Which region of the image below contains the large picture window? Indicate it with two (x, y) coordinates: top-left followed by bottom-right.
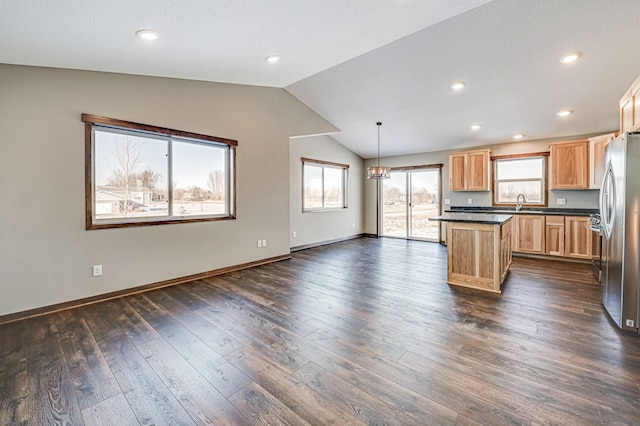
(302, 158), (348, 211)
(493, 154), (547, 207)
(83, 114), (236, 229)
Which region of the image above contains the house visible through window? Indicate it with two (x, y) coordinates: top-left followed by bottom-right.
(83, 114), (236, 229)
(302, 158), (348, 211)
(493, 154), (547, 206)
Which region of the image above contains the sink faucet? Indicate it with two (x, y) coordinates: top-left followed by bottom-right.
(516, 193), (526, 211)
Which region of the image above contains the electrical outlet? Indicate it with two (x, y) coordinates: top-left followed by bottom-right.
(262, 239), (267, 247)
(626, 319), (635, 327)
(557, 198), (566, 205)
(444, 199), (451, 205)
(92, 265), (102, 277)
(467, 198), (473, 205)
(257, 240), (262, 248)
(292, 231), (296, 237)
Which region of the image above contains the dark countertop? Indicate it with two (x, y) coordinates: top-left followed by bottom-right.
(446, 206), (598, 217)
(430, 213), (513, 225)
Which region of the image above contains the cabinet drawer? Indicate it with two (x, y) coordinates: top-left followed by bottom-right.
(546, 216), (564, 226)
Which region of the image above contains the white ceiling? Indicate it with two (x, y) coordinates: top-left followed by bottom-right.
(3, 0), (640, 158)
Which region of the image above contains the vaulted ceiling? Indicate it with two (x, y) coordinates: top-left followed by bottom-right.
(3, 0), (640, 158)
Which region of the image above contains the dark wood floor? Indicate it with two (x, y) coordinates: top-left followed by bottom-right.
(2, 237), (640, 425)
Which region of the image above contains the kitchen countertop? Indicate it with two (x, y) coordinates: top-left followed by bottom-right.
(446, 206), (598, 217)
(430, 213), (513, 225)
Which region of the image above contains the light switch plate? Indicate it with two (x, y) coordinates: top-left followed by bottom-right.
(92, 265), (102, 277)
(557, 198), (566, 205)
(467, 198), (473, 205)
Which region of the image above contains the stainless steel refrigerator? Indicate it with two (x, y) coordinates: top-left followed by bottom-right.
(600, 132), (640, 332)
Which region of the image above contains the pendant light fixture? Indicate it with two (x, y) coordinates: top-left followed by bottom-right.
(367, 122), (391, 179)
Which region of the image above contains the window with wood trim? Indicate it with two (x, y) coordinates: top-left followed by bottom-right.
(493, 154), (547, 207)
(302, 158), (348, 211)
(83, 114), (236, 229)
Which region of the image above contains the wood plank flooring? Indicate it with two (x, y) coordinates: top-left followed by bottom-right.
(2, 237), (640, 425)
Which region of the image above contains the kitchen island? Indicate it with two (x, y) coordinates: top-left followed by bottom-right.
(430, 213), (513, 293)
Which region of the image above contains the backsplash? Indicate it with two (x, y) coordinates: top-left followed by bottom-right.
(445, 189), (599, 210)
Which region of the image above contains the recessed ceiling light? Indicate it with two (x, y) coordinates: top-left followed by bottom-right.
(513, 134), (525, 139)
(136, 29), (160, 40)
(556, 109), (573, 117)
(451, 81), (465, 91)
(560, 52), (581, 64)
(470, 124), (482, 130)
(265, 55), (280, 64)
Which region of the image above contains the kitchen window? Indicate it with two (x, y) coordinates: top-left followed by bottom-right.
(302, 158), (348, 211)
(83, 114), (236, 229)
(493, 153), (548, 207)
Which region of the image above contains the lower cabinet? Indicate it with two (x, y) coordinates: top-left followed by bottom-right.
(545, 216), (565, 256)
(564, 216), (593, 259)
(513, 215), (546, 254)
(500, 220), (513, 284)
(543, 215), (593, 259)
(446, 220), (512, 293)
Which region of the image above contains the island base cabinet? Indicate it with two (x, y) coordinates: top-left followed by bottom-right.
(446, 221), (512, 293)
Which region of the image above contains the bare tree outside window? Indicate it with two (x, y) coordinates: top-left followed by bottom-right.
(108, 135), (142, 216)
(207, 170), (225, 201)
(139, 167), (163, 196)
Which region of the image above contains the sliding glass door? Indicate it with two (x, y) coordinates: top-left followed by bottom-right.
(382, 168), (441, 241)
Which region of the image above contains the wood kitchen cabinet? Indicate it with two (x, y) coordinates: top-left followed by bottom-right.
(564, 216), (592, 260)
(549, 140), (589, 190)
(508, 213), (598, 260)
(449, 149), (490, 191)
(544, 215), (593, 259)
(588, 132), (616, 189)
(620, 74), (640, 133)
(545, 216), (565, 256)
(437, 215), (512, 293)
(513, 215), (545, 254)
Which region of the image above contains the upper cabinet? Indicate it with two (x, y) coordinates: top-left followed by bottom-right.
(449, 149), (490, 191)
(588, 132), (616, 189)
(549, 140), (589, 190)
(620, 74), (640, 133)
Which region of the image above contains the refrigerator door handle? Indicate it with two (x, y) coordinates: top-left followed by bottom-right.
(600, 162), (615, 240)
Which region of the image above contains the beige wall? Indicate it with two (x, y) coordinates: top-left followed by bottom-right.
(364, 135), (607, 235)
(290, 135), (364, 248)
(0, 64), (337, 316)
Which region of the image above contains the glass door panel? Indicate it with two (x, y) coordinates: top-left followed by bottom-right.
(382, 172), (407, 237)
(409, 170), (440, 240)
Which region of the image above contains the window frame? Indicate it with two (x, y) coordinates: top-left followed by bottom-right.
(491, 152), (548, 208)
(301, 157), (349, 212)
(83, 114), (237, 230)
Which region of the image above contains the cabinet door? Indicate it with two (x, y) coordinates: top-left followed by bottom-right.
(621, 95), (633, 133)
(564, 216), (592, 259)
(545, 215), (565, 256)
(633, 85), (640, 131)
(467, 150), (490, 191)
(550, 140), (589, 190)
(620, 74), (640, 133)
(515, 215), (545, 254)
(500, 221), (512, 280)
(589, 134), (615, 189)
(449, 153), (467, 191)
